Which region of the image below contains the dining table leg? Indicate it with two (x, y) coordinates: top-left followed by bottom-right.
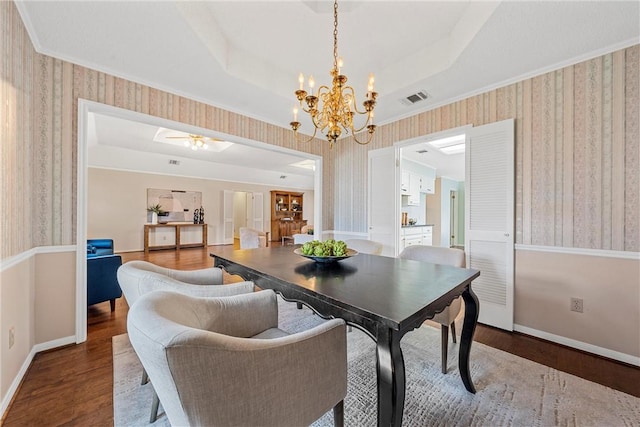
(459, 284), (480, 393)
(375, 327), (405, 427)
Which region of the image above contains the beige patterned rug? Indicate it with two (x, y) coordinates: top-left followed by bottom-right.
(114, 299), (639, 426)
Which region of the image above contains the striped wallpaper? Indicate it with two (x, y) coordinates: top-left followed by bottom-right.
(1, 0), (639, 259)
(336, 45), (639, 252)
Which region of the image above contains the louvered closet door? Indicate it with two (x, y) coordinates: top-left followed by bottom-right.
(465, 119), (514, 331)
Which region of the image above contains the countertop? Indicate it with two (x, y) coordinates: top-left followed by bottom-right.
(401, 224), (434, 228)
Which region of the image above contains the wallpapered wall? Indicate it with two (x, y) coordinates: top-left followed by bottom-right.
(334, 46), (639, 252)
(2, 0), (639, 259)
(0, 1), (328, 259)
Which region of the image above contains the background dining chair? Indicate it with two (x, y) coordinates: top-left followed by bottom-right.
(239, 227), (268, 249)
(117, 260), (255, 422)
(344, 238), (384, 255)
(128, 289), (347, 427)
(398, 245), (466, 374)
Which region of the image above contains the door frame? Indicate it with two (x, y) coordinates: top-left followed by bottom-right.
(394, 125), (472, 254)
(75, 99), (323, 343)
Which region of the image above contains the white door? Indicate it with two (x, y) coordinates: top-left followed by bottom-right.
(251, 192), (264, 231)
(465, 118), (515, 331)
(223, 190), (234, 245)
(368, 147), (399, 257)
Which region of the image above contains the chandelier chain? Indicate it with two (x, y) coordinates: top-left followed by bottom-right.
(333, 0), (339, 70)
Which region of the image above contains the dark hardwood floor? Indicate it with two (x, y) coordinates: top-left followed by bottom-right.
(2, 244), (639, 425)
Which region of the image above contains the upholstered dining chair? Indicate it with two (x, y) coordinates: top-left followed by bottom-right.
(344, 238), (384, 255)
(398, 245), (466, 374)
(239, 227), (268, 249)
(128, 289), (347, 427)
(117, 260), (255, 422)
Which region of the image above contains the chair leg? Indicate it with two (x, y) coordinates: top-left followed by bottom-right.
(450, 321), (457, 343)
(141, 368), (149, 385)
(110, 298), (116, 312)
(441, 324), (449, 374)
(296, 302), (303, 310)
(150, 387), (160, 423)
(333, 400), (344, 427)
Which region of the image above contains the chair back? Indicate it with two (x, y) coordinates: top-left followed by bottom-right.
(116, 261), (249, 307)
(239, 227), (266, 249)
(398, 245), (465, 267)
(344, 238), (384, 255)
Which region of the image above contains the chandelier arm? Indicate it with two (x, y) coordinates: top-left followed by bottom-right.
(341, 86), (371, 115)
(351, 117), (373, 134)
(352, 129), (375, 145)
(292, 126), (319, 144)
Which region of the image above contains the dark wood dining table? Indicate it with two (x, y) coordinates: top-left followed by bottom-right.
(210, 245), (480, 427)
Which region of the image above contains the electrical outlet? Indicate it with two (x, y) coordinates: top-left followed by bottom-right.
(9, 327), (15, 349)
(570, 297), (583, 313)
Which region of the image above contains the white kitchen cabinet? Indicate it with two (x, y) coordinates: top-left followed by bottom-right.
(399, 226), (432, 251)
(419, 175), (435, 194)
(401, 172), (409, 194)
(407, 173), (421, 205)
(421, 226), (433, 246)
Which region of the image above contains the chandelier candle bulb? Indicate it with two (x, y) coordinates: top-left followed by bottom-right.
(293, 107), (298, 122)
(308, 75), (315, 90)
(298, 73), (304, 90)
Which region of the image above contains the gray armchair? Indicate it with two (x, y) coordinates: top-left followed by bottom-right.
(128, 289), (347, 427)
(398, 245), (466, 373)
(117, 260), (255, 422)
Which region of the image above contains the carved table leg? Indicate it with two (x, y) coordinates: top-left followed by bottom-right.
(459, 285), (479, 393)
(376, 328), (405, 427)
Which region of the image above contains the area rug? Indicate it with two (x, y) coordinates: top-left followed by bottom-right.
(114, 298), (640, 426)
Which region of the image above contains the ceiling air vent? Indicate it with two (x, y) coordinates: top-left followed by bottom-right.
(399, 90), (429, 106)
(168, 159), (180, 165)
(416, 149), (429, 154)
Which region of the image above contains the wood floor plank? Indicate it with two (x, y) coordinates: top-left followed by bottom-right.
(1, 244), (638, 425)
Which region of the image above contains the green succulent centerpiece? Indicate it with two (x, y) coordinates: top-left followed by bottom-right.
(301, 239), (348, 257)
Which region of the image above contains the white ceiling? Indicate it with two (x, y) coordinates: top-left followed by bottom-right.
(17, 1), (639, 181)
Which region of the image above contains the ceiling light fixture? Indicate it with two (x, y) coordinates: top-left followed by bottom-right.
(182, 135), (209, 151)
(290, 0), (377, 148)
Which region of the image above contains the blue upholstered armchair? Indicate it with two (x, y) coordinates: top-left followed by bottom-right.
(87, 239), (115, 257)
(87, 239), (122, 311)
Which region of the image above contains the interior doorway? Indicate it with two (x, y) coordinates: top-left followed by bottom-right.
(76, 99), (323, 344)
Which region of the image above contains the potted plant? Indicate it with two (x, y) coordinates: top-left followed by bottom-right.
(147, 204), (164, 224)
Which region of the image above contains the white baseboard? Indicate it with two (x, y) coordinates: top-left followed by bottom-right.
(514, 324), (640, 367)
(0, 335), (76, 420)
(0, 347), (35, 419)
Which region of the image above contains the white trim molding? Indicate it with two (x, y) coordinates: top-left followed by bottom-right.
(1, 245), (77, 272)
(514, 324), (640, 367)
(515, 244), (640, 260)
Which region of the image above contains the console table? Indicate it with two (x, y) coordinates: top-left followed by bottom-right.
(144, 223), (207, 254)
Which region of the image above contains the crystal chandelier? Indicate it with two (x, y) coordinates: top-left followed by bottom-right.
(290, 0), (377, 148)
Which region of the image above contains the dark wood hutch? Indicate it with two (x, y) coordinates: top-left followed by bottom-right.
(270, 190), (307, 242)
